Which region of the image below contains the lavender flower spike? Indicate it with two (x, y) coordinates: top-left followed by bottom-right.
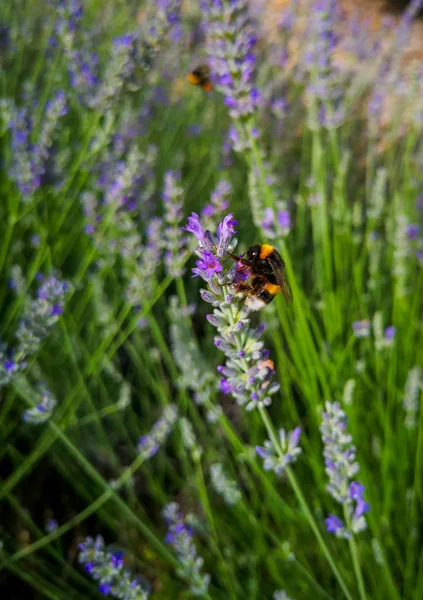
(22, 390), (57, 425)
(209, 463), (241, 505)
(162, 171), (189, 277)
(78, 535), (150, 599)
(320, 402), (369, 538)
(202, 0), (260, 150)
(163, 502), (210, 595)
(184, 211), (280, 411)
(137, 405), (178, 458)
(256, 427), (302, 474)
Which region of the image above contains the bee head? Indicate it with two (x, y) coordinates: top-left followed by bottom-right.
(246, 245), (261, 262)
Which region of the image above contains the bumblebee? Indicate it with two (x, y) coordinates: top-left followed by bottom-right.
(187, 65), (212, 91)
(229, 244), (293, 310)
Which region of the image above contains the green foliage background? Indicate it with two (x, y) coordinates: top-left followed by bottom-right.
(0, 0), (423, 599)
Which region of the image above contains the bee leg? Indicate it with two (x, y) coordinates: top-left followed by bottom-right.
(231, 282), (254, 294)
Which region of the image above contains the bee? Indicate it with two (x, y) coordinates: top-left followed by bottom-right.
(187, 65), (212, 91)
(229, 244), (293, 310)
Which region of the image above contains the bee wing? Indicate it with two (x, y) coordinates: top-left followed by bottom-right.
(269, 251), (293, 306)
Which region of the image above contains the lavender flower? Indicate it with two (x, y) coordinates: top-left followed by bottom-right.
(407, 224), (420, 241)
(256, 427), (302, 474)
(352, 319), (371, 339)
(168, 296), (218, 416)
(209, 463), (241, 505)
(384, 326), (396, 342)
(201, 0), (259, 151)
(201, 180), (232, 230)
(51, 0), (83, 51)
(163, 171), (189, 277)
(185, 212), (282, 411)
(342, 379), (356, 407)
(184, 212), (207, 243)
(0, 275), (68, 389)
(22, 390), (57, 425)
(45, 519), (59, 533)
(94, 34), (137, 110)
(16, 276), (69, 357)
(9, 93), (68, 198)
(162, 502), (210, 595)
(393, 214), (411, 297)
(321, 402), (369, 538)
(302, 0), (345, 130)
(0, 349), (24, 387)
(78, 536), (150, 599)
(179, 417), (203, 461)
(260, 207), (292, 239)
(137, 405), (178, 458)
(126, 217), (164, 307)
(9, 105), (40, 197)
(38, 91), (68, 164)
(134, 0), (182, 74)
(194, 251), (223, 279)
(403, 367), (422, 429)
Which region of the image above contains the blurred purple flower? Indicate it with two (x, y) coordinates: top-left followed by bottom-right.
(201, 0), (260, 149)
(321, 402), (369, 538)
(407, 224), (420, 240)
(352, 319), (371, 338)
(385, 326), (396, 341)
(162, 502), (210, 595)
(256, 427), (302, 474)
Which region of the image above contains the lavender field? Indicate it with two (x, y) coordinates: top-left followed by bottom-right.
(1, 0), (423, 598)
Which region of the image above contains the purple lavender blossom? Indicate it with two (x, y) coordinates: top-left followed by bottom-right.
(126, 216), (164, 307)
(45, 519), (59, 533)
(38, 91), (68, 163)
(325, 514), (347, 537)
(9, 92), (67, 197)
(22, 390), (57, 425)
(256, 427), (302, 474)
(201, 0), (260, 150)
(137, 405), (178, 458)
(162, 171), (189, 277)
(0, 275), (70, 378)
(185, 212), (280, 411)
(406, 224), (420, 240)
(352, 319), (371, 338)
(78, 536), (150, 599)
(216, 214), (238, 257)
(162, 502), (210, 595)
(320, 402), (369, 538)
(277, 210), (291, 231)
(9, 106), (41, 196)
(259, 207), (292, 239)
(201, 180), (231, 227)
(184, 212), (207, 242)
(0, 354), (23, 387)
(189, 213), (237, 281)
(384, 326), (396, 341)
(68, 50), (99, 102)
(302, 0), (345, 129)
(134, 0), (182, 74)
(194, 251), (223, 280)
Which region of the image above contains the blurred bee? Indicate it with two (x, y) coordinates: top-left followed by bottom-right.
(229, 244), (293, 310)
(187, 65), (212, 91)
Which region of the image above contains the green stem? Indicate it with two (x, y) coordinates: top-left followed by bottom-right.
(258, 406), (353, 600)
(343, 504), (367, 600)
